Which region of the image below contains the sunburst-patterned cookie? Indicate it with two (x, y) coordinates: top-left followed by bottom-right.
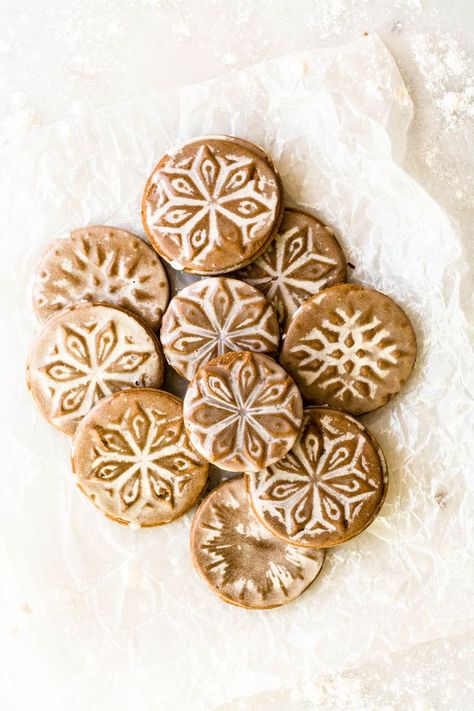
(246, 408), (388, 548)
(33, 226), (169, 329)
(237, 209), (346, 331)
(27, 303), (164, 434)
(190, 477), (325, 609)
(280, 284), (417, 415)
(72, 389), (209, 527)
(141, 136), (283, 274)
(160, 277), (279, 381)
(183, 351), (303, 472)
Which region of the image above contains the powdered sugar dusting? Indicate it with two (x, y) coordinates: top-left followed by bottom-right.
(411, 32), (474, 130)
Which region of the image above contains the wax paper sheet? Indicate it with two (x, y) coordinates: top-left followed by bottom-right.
(0, 35), (473, 711)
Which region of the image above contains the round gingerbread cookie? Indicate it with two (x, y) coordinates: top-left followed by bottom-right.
(27, 303), (164, 435)
(237, 209), (346, 331)
(190, 476), (325, 609)
(280, 284), (417, 415)
(141, 135), (283, 275)
(246, 407), (388, 548)
(33, 226), (169, 329)
(72, 389), (209, 527)
(160, 277), (279, 381)
(183, 351), (303, 472)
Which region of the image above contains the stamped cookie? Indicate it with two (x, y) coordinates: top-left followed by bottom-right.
(238, 209), (346, 331)
(160, 277), (279, 381)
(280, 284), (417, 415)
(246, 408), (388, 548)
(190, 477), (325, 609)
(27, 303), (164, 435)
(33, 226), (169, 329)
(183, 351), (303, 472)
(72, 389), (209, 527)
(141, 135), (283, 274)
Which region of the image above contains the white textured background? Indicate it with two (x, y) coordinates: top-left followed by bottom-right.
(1, 1), (473, 709)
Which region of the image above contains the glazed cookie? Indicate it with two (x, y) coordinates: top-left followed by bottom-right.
(160, 277), (279, 381)
(280, 284), (417, 415)
(238, 209), (346, 331)
(141, 135), (283, 274)
(183, 351), (303, 472)
(246, 408), (388, 548)
(33, 226), (169, 329)
(190, 477), (325, 609)
(27, 303), (164, 435)
(72, 389), (209, 527)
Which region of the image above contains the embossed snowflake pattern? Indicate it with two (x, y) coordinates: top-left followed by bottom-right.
(88, 402), (203, 513)
(147, 143), (278, 263)
(291, 307), (398, 401)
(40, 318), (155, 426)
(161, 278), (279, 380)
(248, 412), (383, 544)
(239, 222), (340, 329)
(34, 230), (168, 328)
(184, 353), (302, 471)
(194, 478), (324, 608)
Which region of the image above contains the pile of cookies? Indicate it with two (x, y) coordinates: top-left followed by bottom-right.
(27, 136), (417, 610)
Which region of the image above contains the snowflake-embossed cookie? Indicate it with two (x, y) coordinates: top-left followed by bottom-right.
(246, 408), (388, 548)
(160, 277), (279, 381)
(280, 284), (417, 415)
(72, 389), (209, 527)
(141, 136), (283, 274)
(183, 351), (303, 472)
(190, 476), (325, 608)
(237, 209), (346, 331)
(27, 303), (164, 435)
(33, 226), (169, 329)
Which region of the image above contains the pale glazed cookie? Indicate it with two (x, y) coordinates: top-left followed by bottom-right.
(33, 226), (169, 329)
(246, 407), (388, 548)
(141, 135), (283, 275)
(160, 277), (279, 381)
(280, 284), (417, 415)
(183, 351), (303, 472)
(72, 389), (209, 527)
(190, 476), (325, 609)
(27, 303), (164, 435)
(237, 209), (346, 331)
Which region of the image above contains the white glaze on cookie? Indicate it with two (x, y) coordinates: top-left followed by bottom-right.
(280, 284), (417, 415)
(72, 389), (209, 527)
(246, 408), (387, 548)
(160, 277), (279, 380)
(142, 137), (282, 274)
(33, 226), (169, 329)
(27, 303), (164, 434)
(183, 351), (302, 472)
(190, 477), (325, 609)
(238, 209), (346, 330)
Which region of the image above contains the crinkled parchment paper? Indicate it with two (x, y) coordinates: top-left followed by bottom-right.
(0, 35), (472, 711)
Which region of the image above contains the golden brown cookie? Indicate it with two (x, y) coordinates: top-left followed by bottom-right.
(72, 389), (209, 527)
(190, 476), (325, 609)
(26, 303), (164, 435)
(183, 351), (303, 472)
(160, 277), (279, 381)
(32, 226), (169, 329)
(246, 407), (388, 548)
(237, 209), (346, 331)
(141, 135), (283, 275)
(280, 284), (417, 415)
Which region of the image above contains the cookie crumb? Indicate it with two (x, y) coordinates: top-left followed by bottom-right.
(434, 490), (449, 509)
